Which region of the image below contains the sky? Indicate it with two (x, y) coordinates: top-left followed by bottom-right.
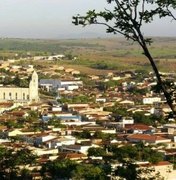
(0, 0), (175, 39)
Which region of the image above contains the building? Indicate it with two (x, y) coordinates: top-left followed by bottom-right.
(143, 97), (161, 105)
(39, 79), (60, 91)
(127, 134), (171, 144)
(0, 71), (39, 103)
(39, 79), (83, 91)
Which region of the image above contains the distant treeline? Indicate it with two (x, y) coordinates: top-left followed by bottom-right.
(91, 62), (118, 70)
(0, 38), (105, 53)
(0, 38), (175, 61)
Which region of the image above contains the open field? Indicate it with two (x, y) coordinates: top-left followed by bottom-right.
(0, 37), (176, 74)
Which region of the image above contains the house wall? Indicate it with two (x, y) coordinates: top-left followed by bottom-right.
(8, 129), (22, 137)
(0, 88), (29, 101)
(67, 85), (79, 90)
(0, 71), (38, 103)
(153, 164), (174, 180)
(155, 139), (171, 144)
(52, 107), (62, 112)
(32, 148), (58, 156)
(60, 81), (83, 87)
(143, 97), (161, 105)
(101, 129), (116, 134)
(35, 135), (56, 145)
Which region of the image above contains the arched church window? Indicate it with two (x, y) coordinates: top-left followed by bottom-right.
(23, 93), (25, 100)
(9, 92), (12, 100)
(3, 93), (5, 99)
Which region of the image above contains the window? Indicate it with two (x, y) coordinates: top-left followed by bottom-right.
(3, 92), (5, 99)
(9, 92), (11, 99)
(16, 93), (18, 100)
(23, 93), (25, 100)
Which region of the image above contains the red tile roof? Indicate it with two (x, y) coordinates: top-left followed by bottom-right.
(58, 152), (87, 160)
(125, 123), (152, 130)
(127, 134), (169, 142)
(140, 161), (171, 167)
(153, 161), (171, 166)
(7, 111), (26, 116)
(0, 102), (13, 107)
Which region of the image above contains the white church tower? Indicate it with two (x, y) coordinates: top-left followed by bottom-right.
(29, 71), (39, 102)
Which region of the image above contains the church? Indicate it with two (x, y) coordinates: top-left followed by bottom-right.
(0, 71), (39, 103)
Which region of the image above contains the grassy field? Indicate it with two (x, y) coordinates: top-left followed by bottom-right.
(0, 37), (176, 74)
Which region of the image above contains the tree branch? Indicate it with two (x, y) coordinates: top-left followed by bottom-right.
(133, 0), (139, 21)
(93, 21), (137, 41)
(139, 0), (145, 27)
(166, 6), (176, 20)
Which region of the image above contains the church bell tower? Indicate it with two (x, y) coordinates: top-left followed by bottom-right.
(29, 71), (39, 102)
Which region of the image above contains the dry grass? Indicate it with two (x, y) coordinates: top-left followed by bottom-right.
(12, 37), (176, 75)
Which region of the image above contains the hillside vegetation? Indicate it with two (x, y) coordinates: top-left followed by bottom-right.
(0, 37), (176, 73)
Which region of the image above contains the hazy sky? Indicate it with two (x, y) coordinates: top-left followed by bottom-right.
(0, 0), (175, 39)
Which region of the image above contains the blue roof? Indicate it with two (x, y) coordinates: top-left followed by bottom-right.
(39, 79), (60, 88)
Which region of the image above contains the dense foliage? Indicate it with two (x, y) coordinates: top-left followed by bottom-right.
(0, 146), (37, 179)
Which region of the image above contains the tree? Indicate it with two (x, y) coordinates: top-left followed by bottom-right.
(13, 75), (20, 86)
(41, 159), (77, 179)
(115, 160), (162, 180)
(111, 145), (139, 162)
(19, 168), (32, 180)
(73, 0), (176, 115)
(47, 116), (66, 128)
(154, 0), (176, 20)
(26, 110), (39, 123)
(109, 143), (164, 163)
(19, 78), (29, 87)
(133, 112), (153, 125)
(133, 112), (166, 125)
(72, 164), (106, 180)
(73, 129), (91, 139)
(104, 105), (131, 121)
(0, 146), (37, 179)
(88, 147), (107, 157)
(93, 131), (115, 140)
(14, 148), (37, 167)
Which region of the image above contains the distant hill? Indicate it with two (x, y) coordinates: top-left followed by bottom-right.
(0, 37), (175, 58)
(0, 37), (175, 73)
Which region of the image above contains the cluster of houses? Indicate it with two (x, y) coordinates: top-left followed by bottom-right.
(33, 54), (66, 61)
(1, 59), (176, 179)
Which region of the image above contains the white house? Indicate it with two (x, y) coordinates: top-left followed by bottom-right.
(34, 134), (57, 146)
(143, 97), (161, 105)
(48, 54), (65, 60)
(59, 80), (83, 90)
(61, 144), (98, 155)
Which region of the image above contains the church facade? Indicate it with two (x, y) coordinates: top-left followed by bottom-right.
(0, 71), (39, 103)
